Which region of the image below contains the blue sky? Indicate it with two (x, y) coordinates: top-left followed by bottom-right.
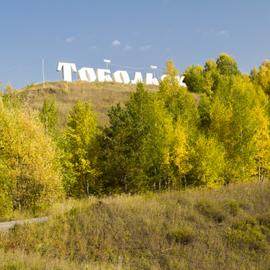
(0, 0), (270, 88)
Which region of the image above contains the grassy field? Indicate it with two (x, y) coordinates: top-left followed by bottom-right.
(16, 81), (158, 127)
(1, 181), (270, 270)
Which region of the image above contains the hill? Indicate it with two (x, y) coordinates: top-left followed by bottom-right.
(1, 181), (270, 269)
(16, 81), (158, 126)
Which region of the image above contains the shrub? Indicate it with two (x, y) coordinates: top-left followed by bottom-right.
(195, 200), (226, 223)
(256, 212), (270, 241)
(167, 225), (196, 245)
(223, 200), (240, 217)
(226, 217), (268, 251)
(256, 212), (270, 228)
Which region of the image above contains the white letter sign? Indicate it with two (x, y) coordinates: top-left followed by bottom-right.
(57, 62), (77, 82)
(57, 62), (186, 87)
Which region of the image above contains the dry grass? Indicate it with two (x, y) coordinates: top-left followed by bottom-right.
(1, 181), (270, 269)
(0, 249), (126, 270)
(16, 81), (158, 127)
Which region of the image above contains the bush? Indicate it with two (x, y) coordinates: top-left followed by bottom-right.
(226, 217), (268, 251)
(256, 212), (270, 241)
(167, 225), (196, 245)
(195, 200), (226, 223)
(223, 200), (240, 217)
(256, 212), (270, 228)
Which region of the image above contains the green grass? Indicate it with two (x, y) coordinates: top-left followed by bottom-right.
(1, 181), (270, 269)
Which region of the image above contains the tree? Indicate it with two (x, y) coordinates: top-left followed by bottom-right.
(0, 161), (13, 217)
(252, 60), (270, 95)
(0, 98), (63, 213)
(39, 97), (59, 136)
(160, 60), (199, 132)
(187, 135), (225, 187)
(159, 60), (180, 97)
(183, 65), (204, 93)
(251, 106), (270, 181)
(202, 60), (220, 95)
(171, 121), (191, 184)
(206, 75), (270, 182)
(198, 94), (212, 130)
(99, 83), (177, 193)
(184, 59), (220, 96)
(216, 53), (239, 76)
(62, 101), (99, 197)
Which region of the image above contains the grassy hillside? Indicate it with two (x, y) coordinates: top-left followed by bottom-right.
(16, 81), (158, 126)
(16, 81), (199, 127)
(1, 181), (270, 270)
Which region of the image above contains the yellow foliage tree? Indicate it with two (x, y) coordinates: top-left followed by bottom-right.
(172, 121), (190, 179)
(256, 60), (270, 95)
(252, 106), (270, 181)
(0, 99), (63, 213)
(188, 135), (225, 187)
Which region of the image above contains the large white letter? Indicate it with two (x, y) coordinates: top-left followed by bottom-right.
(160, 74), (167, 81)
(57, 62), (77, 82)
(97, 69), (113, 82)
(113, 70), (130, 84)
(160, 74), (187, 87)
(131, 72), (144, 84)
(78, 67), (97, 82)
(176, 75), (187, 87)
(146, 73), (159, 85)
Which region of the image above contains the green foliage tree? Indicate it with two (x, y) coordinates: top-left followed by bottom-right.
(62, 101), (99, 197)
(39, 97), (59, 136)
(183, 65), (204, 93)
(202, 60), (220, 95)
(184, 54), (239, 96)
(198, 94), (212, 130)
(252, 60), (270, 95)
(99, 83), (178, 193)
(216, 53), (239, 76)
(160, 60), (199, 132)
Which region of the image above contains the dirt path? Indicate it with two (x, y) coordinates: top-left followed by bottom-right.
(0, 217), (48, 232)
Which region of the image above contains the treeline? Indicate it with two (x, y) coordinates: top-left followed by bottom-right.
(1, 53), (270, 216)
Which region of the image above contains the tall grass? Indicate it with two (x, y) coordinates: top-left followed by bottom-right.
(1, 182), (270, 269)
(0, 249), (126, 270)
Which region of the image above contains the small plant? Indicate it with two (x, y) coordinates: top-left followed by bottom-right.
(256, 212), (270, 228)
(167, 225), (196, 245)
(226, 217), (268, 251)
(224, 200), (239, 217)
(256, 212), (270, 241)
(195, 200), (226, 223)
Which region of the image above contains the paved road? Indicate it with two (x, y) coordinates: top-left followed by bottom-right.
(0, 217), (48, 232)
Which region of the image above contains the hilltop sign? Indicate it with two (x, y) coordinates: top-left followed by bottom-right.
(57, 62), (186, 87)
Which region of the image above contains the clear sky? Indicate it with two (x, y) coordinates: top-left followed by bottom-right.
(0, 0), (270, 88)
